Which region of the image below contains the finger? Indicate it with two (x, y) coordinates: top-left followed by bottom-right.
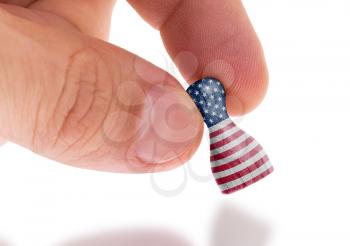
(0, 0), (35, 6)
(128, 0), (268, 115)
(0, 6), (202, 173)
(29, 0), (116, 40)
(0, 0), (116, 40)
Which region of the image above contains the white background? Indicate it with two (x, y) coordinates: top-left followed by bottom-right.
(1, 0), (350, 245)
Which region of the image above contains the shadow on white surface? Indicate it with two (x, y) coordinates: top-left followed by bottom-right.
(0, 239), (11, 246)
(58, 228), (192, 246)
(210, 202), (271, 246)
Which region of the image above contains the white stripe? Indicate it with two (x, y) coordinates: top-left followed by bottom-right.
(213, 149), (267, 179)
(219, 161), (272, 191)
(211, 140), (259, 167)
(209, 118), (232, 133)
(210, 125), (240, 144)
(210, 133), (250, 156)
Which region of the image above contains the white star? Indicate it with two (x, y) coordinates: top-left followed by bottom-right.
(221, 90), (225, 94)
(199, 100), (204, 105)
(218, 97), (222, 101)
(188, 89), (192, 94)
(210, 95), (215, 99)
(219, 114), (223, 118)
(194, 90), (199, 95)
(214, 88), (218, 92)
(205, 86), (210, 91)
(221, 106), (226, 111)
(207, 102), (212, 106)
(214, 104), (219, 109)
(202, 93), (207, 97)
(216, 82), (220, 86)
(209, 119), (214, 123)
(198, 84), (202, 88)
(204, 109), (209, 114)
(212, 112), (217, 116)
(209, 79), (213, 84)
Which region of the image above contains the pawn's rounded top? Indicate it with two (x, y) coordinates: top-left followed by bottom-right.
(186, 78), (229, 128)
(188, 77), (226, 95)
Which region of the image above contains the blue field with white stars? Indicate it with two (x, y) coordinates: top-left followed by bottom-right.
(186, 78), (229, 127)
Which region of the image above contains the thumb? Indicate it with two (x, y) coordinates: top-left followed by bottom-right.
(0, 6), (202, 173)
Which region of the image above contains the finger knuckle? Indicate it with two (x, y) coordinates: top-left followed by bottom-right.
(38, 47), (114, 159)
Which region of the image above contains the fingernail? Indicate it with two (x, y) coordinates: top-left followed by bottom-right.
(134, 85), (201, 164)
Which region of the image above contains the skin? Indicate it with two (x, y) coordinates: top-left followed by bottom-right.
(0, 0), (268, 173)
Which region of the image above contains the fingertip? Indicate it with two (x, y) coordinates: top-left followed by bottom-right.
(179, 50), (269, 116)
(131, 83), (204, 170)
(157, 0), (269, 116)
(225, 56), (269, 116)
(97, 55), (204, 173)
(128, 0), (269, 117)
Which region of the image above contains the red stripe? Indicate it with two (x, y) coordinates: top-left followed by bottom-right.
(215, 155), (269, 185)
(222, 166), (274, 194)
(210, 136), (254, 161)
(209, 122), (235, 138)
(210, 129), (245, 150)
(211, 144), (263, 173)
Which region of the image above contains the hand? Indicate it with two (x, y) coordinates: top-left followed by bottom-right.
(0, 0), (268, 173)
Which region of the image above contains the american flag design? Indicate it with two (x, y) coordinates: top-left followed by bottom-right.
(187, 78), (273, 194)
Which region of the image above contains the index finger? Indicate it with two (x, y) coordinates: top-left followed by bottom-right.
(128, 0), (268, 115)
